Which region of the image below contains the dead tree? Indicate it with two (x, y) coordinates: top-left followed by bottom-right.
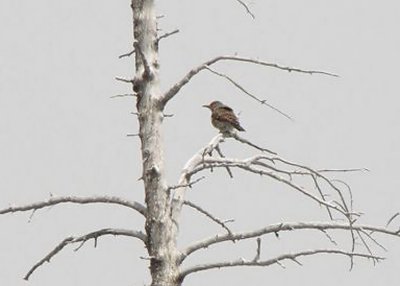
(1, 1), (400, 286)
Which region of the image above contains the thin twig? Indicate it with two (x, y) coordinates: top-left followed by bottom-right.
(205, 66), (293, 121)
(235, 0), (255, 19)
(157, 29), (179, 42)
(320, 229), (337, 245)
(318, 168), (370, 173)
(115, 77), (134, 83)
(215, 145), (233, 178)
(168, 176), (205, 191)
(252, 238), (262, 262)
(119, 49), (136, 59)
(386, 212), (400, 228)
(110, 94), (135, 98)
(358, 228), (387, 252)
(184, 200), (234, 236)
(311, 175), (333, 220)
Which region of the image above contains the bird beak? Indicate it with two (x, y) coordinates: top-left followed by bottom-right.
(202, 104), (210, 109)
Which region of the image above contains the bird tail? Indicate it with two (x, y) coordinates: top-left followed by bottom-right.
(235, 124), (245, 131)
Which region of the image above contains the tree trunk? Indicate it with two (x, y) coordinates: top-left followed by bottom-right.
(132, 1), (180, 285)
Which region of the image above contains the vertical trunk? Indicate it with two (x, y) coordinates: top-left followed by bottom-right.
(131, 1), (179, 285)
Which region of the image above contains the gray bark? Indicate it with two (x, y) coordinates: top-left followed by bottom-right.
(132, 1), (180, 285)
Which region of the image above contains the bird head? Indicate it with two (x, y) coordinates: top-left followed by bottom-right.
(202, 101), (224, 111)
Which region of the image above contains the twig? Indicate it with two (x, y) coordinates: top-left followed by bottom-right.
(157, 29), (179, 42)
(320, 229), (337, 245)
(24, 228), (146, 280)
(235, 0), (255, 19)
(110, 93), (135, 98)
(28, 209), (37, 223)
(252, 238), (262, 262)
(311, 175), (333, 220)
(119, 49), (136, 59)
(0, 196), (146, 217)
(215, 145), (233, 178)
(386, 212), (400, 228)
(318, 168), (370, 173)
(115, 77), (134, 84)
(358, 228), (387, 252)
(183, 200), (234, 236)
(168, 176), (205, 191)
(205, 66), (293, 121)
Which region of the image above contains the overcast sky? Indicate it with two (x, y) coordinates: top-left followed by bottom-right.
(1, 1), (400, 285)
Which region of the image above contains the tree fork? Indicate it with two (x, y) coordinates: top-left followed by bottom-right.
(131, 1), (180, 285)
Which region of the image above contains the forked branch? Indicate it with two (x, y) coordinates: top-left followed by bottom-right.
(24, 228), (146, 280)
(161, 55), (338, 106)
(179, 249), (384, 280)
(180, 221), (400, 262)
(170, 134), (225, 223)
(189, 156), (351, 217)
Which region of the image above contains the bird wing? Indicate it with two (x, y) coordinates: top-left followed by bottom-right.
(213, 108), (245, 131)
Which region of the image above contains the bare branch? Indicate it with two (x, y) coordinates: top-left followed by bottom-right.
(180, 221), (400, 261)
(115, 76), (134, 84)
(157, 29), (179, 42)
(205, 66), (293, 121)
(170, 134), (225, 223)
(168, 176), (206, 191)
(119, 49), (136, 59)
(231, 133), (277, 154)
(180, 249), (384, 279)
(0, 196), (146, 217)
(215, 145), (233, 178)
(235, 0), (255, 19)
(110, 93), (135, 98)
(189, 156), (346, 216)
(183, 200), (234, 236)
(162, 55), (338, 106)
(358, 228), (387, 252)
(311, 175), (333, 219)
(319, 229), (338, 245)
(318, 168), (370, 173)
(386, 212), (400, 227)
(252, 238), (262, 262)
(24, 228), (146, 280)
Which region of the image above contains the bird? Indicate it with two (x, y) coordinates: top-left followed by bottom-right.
(203, 101), (245, 134)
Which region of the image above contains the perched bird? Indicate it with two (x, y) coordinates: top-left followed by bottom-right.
(203, 101), (245, 134)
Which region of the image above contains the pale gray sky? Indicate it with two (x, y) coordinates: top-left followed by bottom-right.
(1, 1), (400, 285)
